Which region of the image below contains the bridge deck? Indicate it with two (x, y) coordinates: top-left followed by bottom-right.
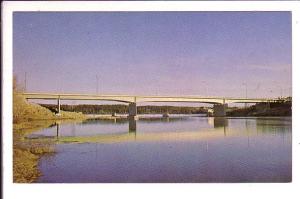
(22, 92), (284, 104)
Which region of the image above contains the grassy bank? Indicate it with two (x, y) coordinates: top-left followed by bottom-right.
(13, 90), (87, 183)
(13, 120), (56, 182)
(13, 92), (86, 123)
(226, 102), (292, 117)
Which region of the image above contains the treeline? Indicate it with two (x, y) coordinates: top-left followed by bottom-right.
(40, 104), (208, 114)
(226, 101), (292, 117)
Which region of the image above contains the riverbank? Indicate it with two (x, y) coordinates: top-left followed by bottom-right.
(226, 102), (292, 117)
(14, 120), (87, 183)
(13, 92), (87, 123)
(13, 92), (87, 182)
(86, 114), (128, 120)
(13, 120), (57, 182)
(40, 103), (207, 115)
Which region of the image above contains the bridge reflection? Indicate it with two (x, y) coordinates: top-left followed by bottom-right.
(27, 116), (290, 146)
(50, 117), (291, 143)
(207, 117), (228, 136)
(54, 116), (231, 142)
(55, 118), (138, 139)
(129, 118), (136, 133)
(213, 118), (228, 128)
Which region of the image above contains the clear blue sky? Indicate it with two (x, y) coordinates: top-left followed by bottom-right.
(13, 12), (292, 98)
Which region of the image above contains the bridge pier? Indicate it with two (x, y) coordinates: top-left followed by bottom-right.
(213, 104), (228, 117)
(128, 103), (138, 120)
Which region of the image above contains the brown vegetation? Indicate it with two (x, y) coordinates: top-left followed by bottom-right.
(41, 103), (207, 115)
(13, 76), (86, 182)
(13, 120), (56, 182)
(226, 102), (292, 117)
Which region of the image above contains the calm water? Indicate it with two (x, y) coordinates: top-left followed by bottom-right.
(29, 115), (292, 183)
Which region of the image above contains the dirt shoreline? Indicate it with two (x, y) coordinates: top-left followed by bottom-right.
(12, 90), (89, 182)
(13, 117), (87, 183)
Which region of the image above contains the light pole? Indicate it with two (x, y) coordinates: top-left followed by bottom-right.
(96, 75), (99, 94)
(24, 72), (27, 92)
(242, 82), (248, 108)
(273, 81), (282, 98)
(202, 81), (207, 96)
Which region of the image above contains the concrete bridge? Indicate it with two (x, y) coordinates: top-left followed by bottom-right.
(22, 92), (285, 117)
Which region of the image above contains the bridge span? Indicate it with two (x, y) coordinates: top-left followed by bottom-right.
(22, 92), (285, 117)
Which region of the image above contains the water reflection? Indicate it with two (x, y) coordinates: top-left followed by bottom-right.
(56, 123), (59, 139)
(53, 116), (211, 139)
(256, 117), (292, 134)
(36, 116), (291, 183)
(49, 116), (291, 146)
(213, 118), (228, 128)
(55, 118), (137, 137)
(129, 118), (136, 133)
(207, 117), (228, 136)
(81, 118), (128, 124)
(36, 116), (292, 141)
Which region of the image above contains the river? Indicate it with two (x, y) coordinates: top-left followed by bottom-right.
(26, 115), (292, 183)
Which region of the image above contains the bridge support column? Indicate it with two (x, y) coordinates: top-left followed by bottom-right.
(213, 104), (228, 117)
(57, 98), (61, 115)
(255, 102), (270, 113)
(128, 103), (138, 120)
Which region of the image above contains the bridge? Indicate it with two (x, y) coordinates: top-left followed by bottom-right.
(22, 92), (285, 117)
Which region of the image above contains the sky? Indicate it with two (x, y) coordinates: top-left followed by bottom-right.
(13, 12), (292, 99)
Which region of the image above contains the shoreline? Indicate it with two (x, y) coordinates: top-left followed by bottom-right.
(13, 117), (88, 183)
(13, 114), (291, 183)
(85, 113), (291, 119)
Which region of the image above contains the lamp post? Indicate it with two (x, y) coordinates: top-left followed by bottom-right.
(24, 72), (27, 92)
(273, 81), (282, 98)
(270, 89), (273, 97)
(96, 75), (99, 94)
(289, 87), (292, 97)
(242, 82), (248, 108)
(202, 81), (207, 96)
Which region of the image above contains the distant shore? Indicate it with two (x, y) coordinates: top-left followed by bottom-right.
(226, 102), (291, 117)
(40, 101), (292, 118)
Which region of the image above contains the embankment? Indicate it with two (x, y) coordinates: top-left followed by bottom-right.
(226, 102), (292, 117)
(13, 92), (87, 182)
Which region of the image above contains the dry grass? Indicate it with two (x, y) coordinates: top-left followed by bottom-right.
(12, 79), (86, 182)
(13, 120), (56, 183)
(13, 92), (86, 123)
(13, 148), (40, 183)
